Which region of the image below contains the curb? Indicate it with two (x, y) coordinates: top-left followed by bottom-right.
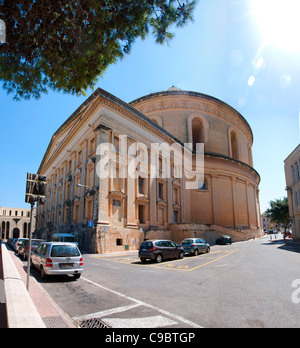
(1, 241), (46, 328)
(1, 240), (76, 328)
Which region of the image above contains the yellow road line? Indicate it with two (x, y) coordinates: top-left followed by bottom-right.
(94, 249), (238, 272)
(147, 250), (237, 272)
(184, 250), (237, 271)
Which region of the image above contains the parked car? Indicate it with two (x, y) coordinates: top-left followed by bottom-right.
(14, 238), (28, 253)
(31, 242), (83, 280)
(216, 235), (232, 245)
(11, 238), (17, 250)
(51, 233), (78, 246)
(181, 238), (210, 255)
(18, 239), (44, 260)
(7, 238), (14, 249)
(139, 240), (185, 263)
(284, 231), (292, 239)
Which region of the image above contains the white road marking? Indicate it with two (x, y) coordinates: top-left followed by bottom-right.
(81, 276), (203, 328)
(73, 303), (141, 322)
(102, 315), (177, 328)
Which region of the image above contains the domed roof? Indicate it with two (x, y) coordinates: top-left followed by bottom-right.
(167, 86), (181, 91)
(129, 88), (253, 143)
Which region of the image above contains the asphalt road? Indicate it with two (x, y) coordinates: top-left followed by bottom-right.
(33, 235), (300, 328)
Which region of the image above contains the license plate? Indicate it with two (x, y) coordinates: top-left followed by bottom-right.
(60, 263), (74, 269)
(141, 249), (147, 252)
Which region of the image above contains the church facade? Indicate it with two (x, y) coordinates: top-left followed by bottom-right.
(35, 87), (263, 253)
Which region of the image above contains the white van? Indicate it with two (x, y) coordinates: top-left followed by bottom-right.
(51, 233), (78, 246)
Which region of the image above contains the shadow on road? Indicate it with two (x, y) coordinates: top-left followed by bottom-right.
(261, 238), (300, 254)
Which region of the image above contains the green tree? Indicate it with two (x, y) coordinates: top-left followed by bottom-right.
(0, 0), (196, 100)
(265, 197), (290, 233)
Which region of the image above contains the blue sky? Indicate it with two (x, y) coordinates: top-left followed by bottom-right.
(0, 0), (299, 213)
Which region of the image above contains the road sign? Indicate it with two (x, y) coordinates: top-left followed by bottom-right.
(25, 173), (47, 204)
(88, 220), (93, 227)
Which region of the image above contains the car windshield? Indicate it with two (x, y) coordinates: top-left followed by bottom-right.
(51, 245), (80, 257)
(182, 239), (194, 244)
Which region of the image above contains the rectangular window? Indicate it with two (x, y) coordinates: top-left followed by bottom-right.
(116, 238), (123, 246)
(138, 205), (145, 224)
(112, 200), (121, 207)
(138, 177), (144, 194)
(158, 183), (163, 199)
(174, 210), (178, 223)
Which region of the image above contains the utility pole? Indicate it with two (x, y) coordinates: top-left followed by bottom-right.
(26, 202), (35, 291)
(25, 173), (46, 291)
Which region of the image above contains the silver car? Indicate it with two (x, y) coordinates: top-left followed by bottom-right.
(31, 242), (83, 280)
(14, 238), (28, 253)
(181, 238), (210, 256)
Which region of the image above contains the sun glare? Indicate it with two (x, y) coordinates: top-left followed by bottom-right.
(252, 0), (300, 52)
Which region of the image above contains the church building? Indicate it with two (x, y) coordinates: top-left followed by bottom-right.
(35, 87), (263, 253)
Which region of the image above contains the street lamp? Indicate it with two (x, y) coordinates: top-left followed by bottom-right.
(76, 183), (98, 194)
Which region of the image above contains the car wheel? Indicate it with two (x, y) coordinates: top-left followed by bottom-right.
(41, 267), (48, 280)
(73, 274), (81, 280)
(140, 258), (147, 263)
(178, 251), (184, 259)
(194, 249), (199, 256)
(206, 247), (210, 253)
(155, 254), (163, 263)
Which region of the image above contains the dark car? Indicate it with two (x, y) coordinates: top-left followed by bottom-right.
(139, 240), (185, 263)
(216, 235), (232, 245)
(18, 239), (44, 260)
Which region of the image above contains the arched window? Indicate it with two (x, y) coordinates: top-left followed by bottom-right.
(192, 118), (205, 152)
(230, 131), (238, 160)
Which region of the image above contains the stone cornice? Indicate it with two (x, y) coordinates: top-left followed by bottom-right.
(38, 88), (187, 174)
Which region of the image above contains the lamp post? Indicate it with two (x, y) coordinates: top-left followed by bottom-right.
(76, 183), (99, 252)
(25, 173), (46, 291)
(26, 202), (35, 291)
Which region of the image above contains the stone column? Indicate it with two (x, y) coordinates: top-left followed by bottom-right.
(211, 174), (220, 225)
(96, 125), (111, 225)
(149, 148), (157, 227)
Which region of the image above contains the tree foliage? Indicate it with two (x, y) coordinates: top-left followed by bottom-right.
(0, 0), (196, 100)
(265, 197), (290, 230)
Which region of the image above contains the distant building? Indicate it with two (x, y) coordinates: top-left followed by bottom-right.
(36, 87), (263, 253)
(261, 213), (270, 232)
(0, 206), (36, 239)
(284, 144), (300, 240)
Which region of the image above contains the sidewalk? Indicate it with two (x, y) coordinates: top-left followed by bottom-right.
(5, 246), (76, 328)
